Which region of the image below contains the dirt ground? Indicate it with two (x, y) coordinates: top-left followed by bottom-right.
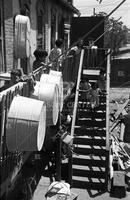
(109, 87), (130, 102)
(109, 87), (130, 115)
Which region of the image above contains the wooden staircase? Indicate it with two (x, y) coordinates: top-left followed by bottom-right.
(68, 49), (110, 191)
(72, 92), (109, 190)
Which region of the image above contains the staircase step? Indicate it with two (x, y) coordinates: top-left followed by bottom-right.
(78, 96), (106, 103)
(72, 168), (106, 179)
(76, 119), (106, 128)
(74, 127), (106, 136)
(74, 146), (107, 156)
(96, 104), (106, 111)
(81, 74), (99, 81)
(99, 96), (106, 103)
(73, 153), (106, 164)
(74, 136), (106, 146)
(77, 104), (106, 111)
(77, 110), (106, 119)
(72, 179), (106, 190)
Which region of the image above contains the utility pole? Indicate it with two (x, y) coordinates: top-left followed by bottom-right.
(93, 8), (96, 16)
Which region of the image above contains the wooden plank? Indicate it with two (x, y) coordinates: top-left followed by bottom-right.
(74, 137), (106, 146)
(106, 50), (110, 150)
(76, 119), (106, 127)
(0, 72), (11, 81)
(83, 69), (100, 75)
(70, 49), (84, 137)
(74, 127), (106, 136)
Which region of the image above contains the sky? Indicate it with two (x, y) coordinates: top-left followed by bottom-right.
(73, 0), (130, 28)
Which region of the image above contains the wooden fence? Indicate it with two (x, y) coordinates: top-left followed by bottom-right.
(0, 68), (43, 197)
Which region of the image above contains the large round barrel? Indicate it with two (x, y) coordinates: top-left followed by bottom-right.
(40, 72), (63, 111)
(38, 82), (59, 126)
(6, 96), (46, 152)
(14, 15), (30, 58)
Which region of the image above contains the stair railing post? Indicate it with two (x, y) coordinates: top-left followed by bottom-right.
(106, 49), (110, 150)
(70, 49), (85, 137)
(106, 49), (111, 189)
(55, 115), (62, 182)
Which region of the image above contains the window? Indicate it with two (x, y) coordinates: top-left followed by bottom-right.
(37, 11), (43, 48)
(51, 9), (56, 49)
(118, 70), (124, 77)
(0, 0), (5, 72)
(36, 0), (46, 49)
(58, 17), (64, 40)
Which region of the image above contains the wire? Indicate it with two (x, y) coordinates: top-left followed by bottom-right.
(62, 0), (127, 58)
(32, 0), (127, 72)
(75, 0), (123, 9)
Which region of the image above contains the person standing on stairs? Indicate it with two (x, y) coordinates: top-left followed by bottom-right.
(90, 82), (100, 109)
(67, 39), (84, 56)
(87, 38), (98, 68)
(97, 68), (106, 92)
(49, 39), (64, 71)
(67, 39), (84, 81)
(80, 76), (92, 108)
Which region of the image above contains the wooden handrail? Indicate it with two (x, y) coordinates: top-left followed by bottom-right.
(70, 49), (84, 137)
(106, 49), (111, 150)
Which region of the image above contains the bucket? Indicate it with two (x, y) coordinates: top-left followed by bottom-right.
(38, 82), (59, 126)
(6, 96), (46, 152)
(40, 73), (63, 111)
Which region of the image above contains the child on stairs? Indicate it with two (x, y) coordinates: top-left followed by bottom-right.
(80, 76), (92, 108)
(90, 82), (100, 109)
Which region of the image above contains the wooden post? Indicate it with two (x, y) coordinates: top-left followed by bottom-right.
(105, 49), (111, 190)
(55, 115), (61, 181)
(70, 49), (84, 137)
(68, 152), (73, 186)
(55, 136), (61, 181)
(106, 49), (110, 150)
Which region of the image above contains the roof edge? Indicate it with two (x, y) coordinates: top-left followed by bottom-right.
(60, 0), (80, 16)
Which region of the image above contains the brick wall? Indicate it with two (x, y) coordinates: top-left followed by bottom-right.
(4, 0), (14, 72)
(2, 0), (73, 73)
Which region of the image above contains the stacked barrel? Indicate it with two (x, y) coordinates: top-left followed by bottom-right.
(6, 70), (63, 152)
